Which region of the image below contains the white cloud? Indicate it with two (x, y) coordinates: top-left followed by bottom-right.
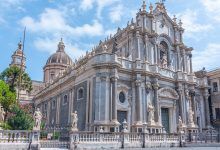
(19, 8), (105, 60)
(200, 0), (220, 22)
(34, 37), (85, 60)
(176, 9), (212, 38)
(80, 0), (95, 11)
(79, 0), (120, 19)
(193, 43), (220, 71)
(20, 8), (104, 37)
(109, 4), (123, 23)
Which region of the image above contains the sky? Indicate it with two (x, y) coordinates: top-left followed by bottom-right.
(0, 0), (220, 81)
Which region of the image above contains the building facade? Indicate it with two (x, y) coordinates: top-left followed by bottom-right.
(34, 2), (210, 133)
(207, 68), (220, 121)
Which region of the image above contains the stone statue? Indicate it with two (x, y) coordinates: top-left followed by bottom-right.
(112, 38), (118, 54)
(33, 108), (42, 131)
(188, 108), (194, 125)
(161, 54), (167, 68)
(0, 105), (5, 122)
(148, 102), (155, 125)
(71, 111), (78, 131)
(178, 116), (183, 127)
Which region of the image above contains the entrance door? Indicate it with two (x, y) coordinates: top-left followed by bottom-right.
(117, 111), (127, 132)
(161, 108), (170, 133)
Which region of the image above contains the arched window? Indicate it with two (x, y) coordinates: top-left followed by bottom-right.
(63, 95), (68, 105)
(119, 92), (126, 103)
(159, 41), (169, 68)
(50, 71), (55, 80)
(77, 88), (84, 99)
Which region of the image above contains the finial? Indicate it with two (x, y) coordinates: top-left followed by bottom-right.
(173, 15), (177, 23)
(127, 21), (130, 26)
(149, 3), (153, 13)
(57, 38), (65, 52)
(179, 19), (183, 27)
(142, 0), (146, 11)
(18, 40), (22, 50)
(131, 18), (134, 24)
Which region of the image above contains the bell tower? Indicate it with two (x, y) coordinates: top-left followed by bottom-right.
(10, 41), (26, 70)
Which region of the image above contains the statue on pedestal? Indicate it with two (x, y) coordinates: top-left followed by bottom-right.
(161, 54), (167, 68)
(148, 102), (155, 125)
(122, 119), (128, 133)
(70, 111), (78, 131)
(188, 108), (195, 126)
(178, 116), (183, 127)
(33, 108), (42, 131)
(0, 104), (5, 122)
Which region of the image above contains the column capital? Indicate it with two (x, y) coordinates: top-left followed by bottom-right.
(110, 76), (118, 82)
(135, 80), (142, 86)
(152, 83), (160, 90)
(204, 94), (210, 100)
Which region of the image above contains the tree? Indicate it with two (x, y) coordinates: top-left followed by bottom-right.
(0, 80), (16, 121)
(0, 66), (32, 93)
(7, 104), (34, 130)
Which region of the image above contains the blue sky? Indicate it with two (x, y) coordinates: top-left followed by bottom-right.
(0, 0), (220, 81)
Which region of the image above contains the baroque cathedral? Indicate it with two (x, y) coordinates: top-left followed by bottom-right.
(31, 1), (212, 133)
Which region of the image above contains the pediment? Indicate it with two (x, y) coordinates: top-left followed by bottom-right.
(158, 87), (179, 100)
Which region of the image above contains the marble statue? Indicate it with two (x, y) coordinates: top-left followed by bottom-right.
(148, 102), (155, 125)
(161, 54), (167, 68)
(188, 108), (194, 125)
(122, 119), (128, 133)
(71, 111), (78, 131)
(33, 108), (42, 131)
(0, 105), (5, 122)
(178, 116), (183, 127)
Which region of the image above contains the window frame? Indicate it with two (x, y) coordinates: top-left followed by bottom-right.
(63, 94), (68, 105)
(77, 87), (84, 100)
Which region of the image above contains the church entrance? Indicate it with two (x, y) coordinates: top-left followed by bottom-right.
(117, 110), (127, 132)
(161, 108), (170, 133)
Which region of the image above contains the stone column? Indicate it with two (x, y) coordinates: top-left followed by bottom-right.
(204, 92), (211, 127)
(152, 80), (159, 123)
(176, 45), (181, 71)
(144, 35), (149, 62)
(189, 54), (193, 74)
(190, 90), (197, 124)
(135, 80), (142, 124)
(136, 31), (141, 60)
(47, 100), (50, 126)
(68, 89), (73, 124)
(154, 43), (158, 64)
(56, 96), (60, 125)
(182, 50), (186, 72)
(177, 88), (183, 121)
(111, 76), (118, 123)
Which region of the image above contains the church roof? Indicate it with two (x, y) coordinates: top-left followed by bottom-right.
(46, 39), (73, 66)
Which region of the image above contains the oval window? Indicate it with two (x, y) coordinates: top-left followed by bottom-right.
(119, 92), (125, 103)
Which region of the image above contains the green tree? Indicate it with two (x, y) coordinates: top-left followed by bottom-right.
(0, 66), (32, 93)
(7, 104), (34, 130)
(0, 80), (16, 121)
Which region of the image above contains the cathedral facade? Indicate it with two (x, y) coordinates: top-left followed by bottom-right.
(34, 2), (210, 133)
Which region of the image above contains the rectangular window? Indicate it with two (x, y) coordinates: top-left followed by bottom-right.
(215, 108), (220, 120)
(52, 100), (56, 109)
(44, 103), (47, 111)
(63, 95), (68, 105)
(213, 82), (218, 92)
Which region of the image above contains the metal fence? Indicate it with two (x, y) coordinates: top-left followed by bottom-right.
(186, 130), (220, 143)
(39, 128), (70, 148)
